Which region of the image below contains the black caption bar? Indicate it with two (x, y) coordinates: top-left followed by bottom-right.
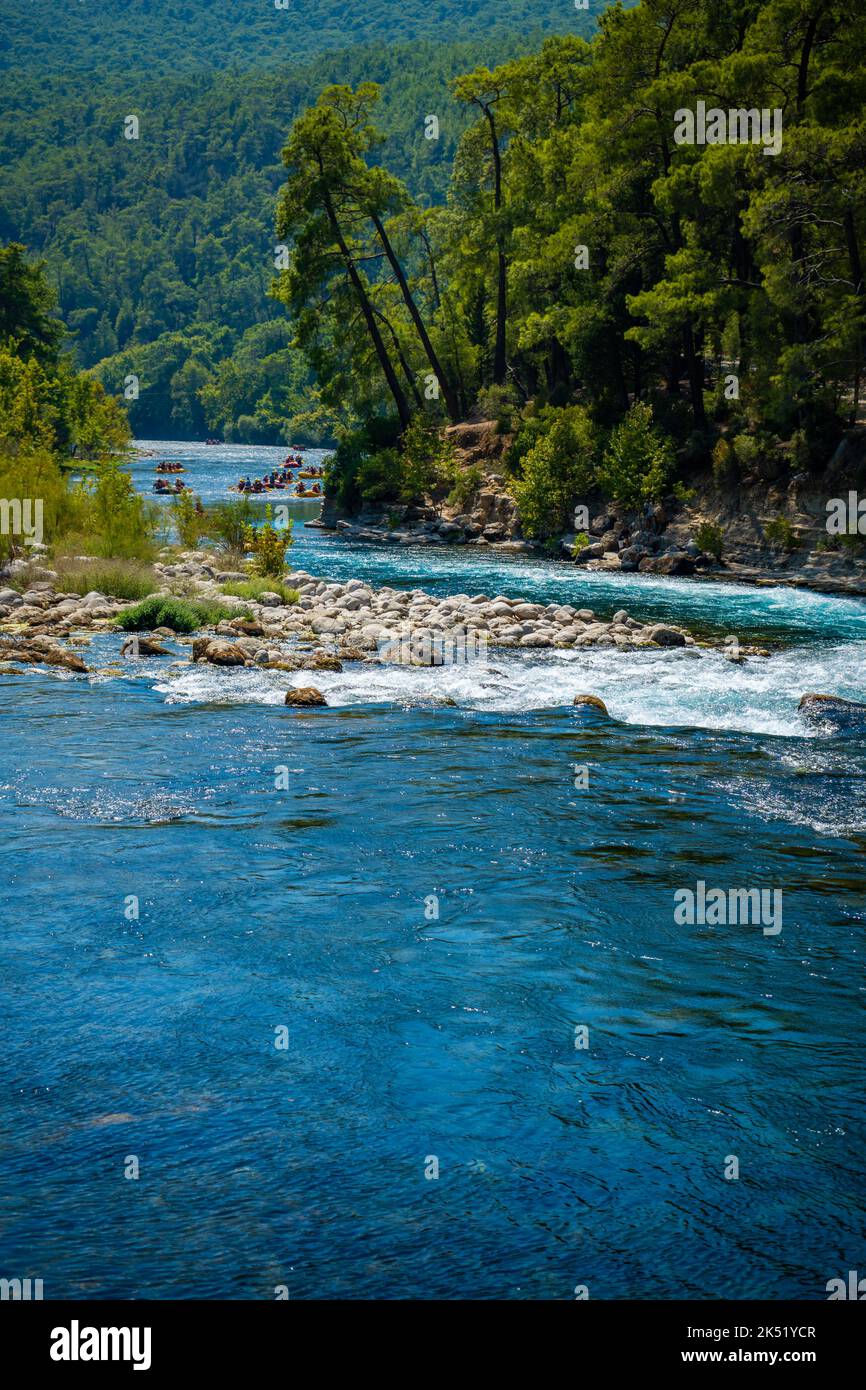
(2, 1298), (862, 1377)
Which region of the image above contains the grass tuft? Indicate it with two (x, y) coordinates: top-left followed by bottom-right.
(220, 578), (299, 604)
(54, 557), (160, 601)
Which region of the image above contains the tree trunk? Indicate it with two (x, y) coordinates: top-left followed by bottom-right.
(371, 212), (460, 421)
(323, 192), (412, 431)
(482, 102), (507, 385)
(375, 308), (424, 409)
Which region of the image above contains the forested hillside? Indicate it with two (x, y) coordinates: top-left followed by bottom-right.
(0, 0), (589, 76)
(274, 1), (865, 529)
(0, 3), (599, 441)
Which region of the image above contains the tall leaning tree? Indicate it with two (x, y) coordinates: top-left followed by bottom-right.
(275, 87), (413, 431)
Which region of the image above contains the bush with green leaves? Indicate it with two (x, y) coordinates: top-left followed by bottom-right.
(509, 405), (598, 538)
(764, 515), (799, 552)
(171, 490), (210, 548)
(694, 521), (723, 559)
(596, 403), (674, 507)
(446, 463), (483, 509)
(322, 416), (402, 512)
(712, 437), (738, 487)
(208, 494), (257, 552)
(732, 434), (758, 468)
(115, 596), (246, 633)
(398, 416), (454, 504)
(476, 383), (520, 433)
(243, 503), (293, 578)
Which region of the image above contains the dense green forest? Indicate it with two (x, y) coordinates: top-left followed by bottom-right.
(273, 0), (865, 530)
(0, 6), (598, 441)
(0, 0), (589, 76)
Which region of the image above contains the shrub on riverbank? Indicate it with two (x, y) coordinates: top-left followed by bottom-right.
(221, 578), (299, 604)
(172, 490), (210, 548)
(0, 444), (157, 563)
(509, 406), (597, 538)
(323, 416), (454, 512)
(596, 403), (675, 508)
(0, 247), (152, 564)
(243, 504), (293, 578)
(694, 522), (724, 560)
(115, 596), (246, 633)
(207, 495), (257, 552)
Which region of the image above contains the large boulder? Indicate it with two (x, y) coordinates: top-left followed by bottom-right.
(573, 542), (605, 564)
(798, 693), (866, 730)
(645, 623), (687, 647)
(192, 638), (247, 666)
(639, 552), (696, 576)
(0, 640), (87, 673)
(285, 686), (327, 707)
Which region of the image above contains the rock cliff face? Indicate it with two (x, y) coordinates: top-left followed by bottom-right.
(317, 420), (866, 594)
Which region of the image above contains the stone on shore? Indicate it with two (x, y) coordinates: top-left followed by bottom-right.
(645, 623), (687, 647)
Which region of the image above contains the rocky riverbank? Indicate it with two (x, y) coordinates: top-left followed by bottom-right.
(0, 549), (771, 683)
(316, 420), (866, 598)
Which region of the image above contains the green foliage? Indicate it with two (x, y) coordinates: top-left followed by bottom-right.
(510, 404), (597, 538)
(476, 383), (520, 433)
(732, 435), (761, 471)
(5, 0), (864, 472)
(82, 461), (157, 560)
(0, 444), (154, 564)
(571, 530), (590, 556)
(115, 596), (244, 633)
(712, 438), (739, 488)
(324, 416), (454, 509)
(220, 578), (299, 605)
(243, 504), (293, 578)
(54, 558), (159, 601)
(0, 243), (64, 366)
(764, 516), (800, 552)
(354, 448), (403, 504)
(446, 463), (483, 509)
(694, 521), (724, 560)
(208, 495), (258, 553)
(0, 1), (582, 79)
(597, 404), (674, 508)
(399, 417), (454, 503)
(1, 21), (580, 440)
(171, 491), (209, 549)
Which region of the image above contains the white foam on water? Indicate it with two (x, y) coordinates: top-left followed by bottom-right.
(150, 639), (866, 737)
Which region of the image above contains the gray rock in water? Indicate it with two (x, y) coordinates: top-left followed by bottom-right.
(798, 693), (866, 729)
(646, 623), (687, 647)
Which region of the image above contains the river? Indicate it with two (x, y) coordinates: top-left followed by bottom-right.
(1, 440), (863, 1299)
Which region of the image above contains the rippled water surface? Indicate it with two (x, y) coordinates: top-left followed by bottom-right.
(1, 442), (864, 1299)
